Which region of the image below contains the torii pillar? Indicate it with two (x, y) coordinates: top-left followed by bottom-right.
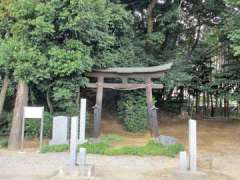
(93, 76), (104, 138)
(145, 77), (160, 137)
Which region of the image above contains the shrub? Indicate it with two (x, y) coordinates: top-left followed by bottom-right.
(25, 111), (53, 138)
(0, 111), (12, 136)
(117, 91), (147, 133)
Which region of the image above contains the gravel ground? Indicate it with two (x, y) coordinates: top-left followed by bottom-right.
(0, 150), (177, 180)
(0, 150), (237, 180)
(1, 119), (240, 179)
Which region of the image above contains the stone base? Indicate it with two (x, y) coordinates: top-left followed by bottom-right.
(172, 170), (208, 180)
(51, 164), (96, 180)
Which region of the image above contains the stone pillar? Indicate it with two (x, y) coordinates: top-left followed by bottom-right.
(70, 116), (79, 166)
(79, 99), (87, 144)
(189, 119), (197, 171)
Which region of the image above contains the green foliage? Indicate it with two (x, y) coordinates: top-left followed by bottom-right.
(117, 92), (147, 133)
(41, 134), (183, 157)
(25, 112), (52, 138)
(0, 111), (12, 136)
(0, 137), (8, 148)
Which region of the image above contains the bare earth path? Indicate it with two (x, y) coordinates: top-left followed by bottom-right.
(0, 118), (240, 179)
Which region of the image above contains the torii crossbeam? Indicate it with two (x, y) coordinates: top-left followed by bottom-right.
(86, 63), (173, 138)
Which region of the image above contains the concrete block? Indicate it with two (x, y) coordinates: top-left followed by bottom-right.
(179, 151), (188, 171)
(52, 164), (95, 179)
(172, 170), (208, 180)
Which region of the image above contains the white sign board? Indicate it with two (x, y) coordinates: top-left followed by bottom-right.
(24, 107), (44, 119)
(21, 106), (44, 151)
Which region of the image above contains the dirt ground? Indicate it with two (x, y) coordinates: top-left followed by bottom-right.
(0, 113), (240, 179)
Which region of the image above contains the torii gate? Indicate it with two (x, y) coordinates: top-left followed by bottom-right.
(86, 63), (172, 138)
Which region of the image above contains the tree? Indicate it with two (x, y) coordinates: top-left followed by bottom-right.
(2, 0), (134, 149)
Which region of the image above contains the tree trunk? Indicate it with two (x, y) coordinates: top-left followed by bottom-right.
(178, 86), (184, 101)
(76, 87), (80, 112)
(207, 93), (210, 116)
(203, 92), (206, 116)
(215, 95), (218, 109)
(0, 75), (9, 117)
(210, 94), (214, 117)
(8, 80), (28, 150)
(224, 97), (227, 117)
(195, 91), (200, 114)
(46, 88), (53, 114)
(147, 0), (157, 33)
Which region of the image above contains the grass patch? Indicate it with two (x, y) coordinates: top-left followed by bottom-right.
(41, 144), (69, 153)
(0, 137), (8, 148)
(41, 134), (184, 157)
(101, 134), (125, 144)
(104, 141), (184, 157)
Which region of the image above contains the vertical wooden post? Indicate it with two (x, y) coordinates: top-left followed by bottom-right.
(145, 77), (160, 137)
(93, 76), (104, 138)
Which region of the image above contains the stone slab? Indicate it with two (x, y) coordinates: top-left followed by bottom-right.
(49, 116), (69, 145)
(154, 135), (178, 145)
(172, 170), (208, 180)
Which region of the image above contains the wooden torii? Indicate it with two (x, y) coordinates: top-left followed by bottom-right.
(86, 63), (173, 138)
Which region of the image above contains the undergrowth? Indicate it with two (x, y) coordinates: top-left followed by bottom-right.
(41, 134), (184, 157)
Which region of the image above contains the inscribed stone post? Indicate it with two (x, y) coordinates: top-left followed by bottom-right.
(79, 99), (87, 144)
(70, 116), (79, 166)
(49, 116), (69, 145)
(189, 119), (197, 171)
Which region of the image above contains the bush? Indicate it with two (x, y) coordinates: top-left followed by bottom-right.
(117, 92), (147, 133)
(25, 112), (53, 138)
(0, 112), (12, 136)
